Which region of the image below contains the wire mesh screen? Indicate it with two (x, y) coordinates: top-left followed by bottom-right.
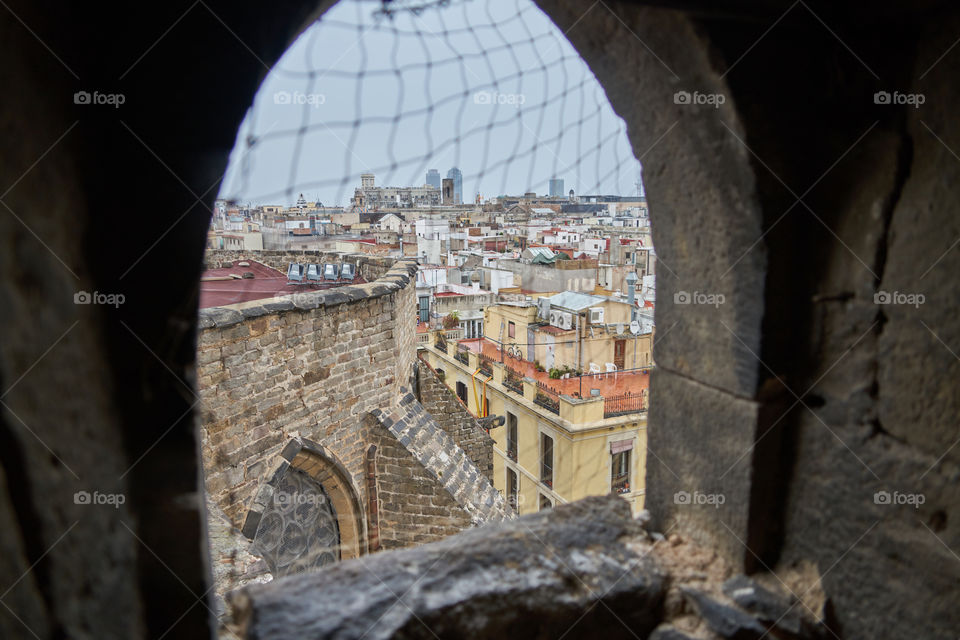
(219, 0), (642, 208)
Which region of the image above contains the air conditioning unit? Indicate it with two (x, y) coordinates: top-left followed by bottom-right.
(560, 312), (573, 330)
(589, 307), (605, 324)
(549, 310), (562, 327)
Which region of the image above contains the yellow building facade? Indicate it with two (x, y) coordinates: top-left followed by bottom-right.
(484, 296), (654, 375)
(420, 329), (648, 516)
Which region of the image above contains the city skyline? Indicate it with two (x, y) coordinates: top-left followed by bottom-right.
(218, 0), (643, 208)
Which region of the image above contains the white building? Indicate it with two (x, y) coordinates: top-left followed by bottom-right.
(376, 213), (405, 233)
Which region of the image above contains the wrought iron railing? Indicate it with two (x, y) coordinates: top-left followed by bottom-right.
(478, 353), (494, 376)
(534, 381), (560, 415)
(603, 392), (646, 418)
(435, 333), (448, 352)
(503, 370), (523, 394)
(454, 346), (470, 366)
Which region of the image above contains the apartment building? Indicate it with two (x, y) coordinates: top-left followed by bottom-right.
(419, 294), (652, 516)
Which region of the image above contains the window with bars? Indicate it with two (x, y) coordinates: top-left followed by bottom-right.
(506, 412), (517, 461)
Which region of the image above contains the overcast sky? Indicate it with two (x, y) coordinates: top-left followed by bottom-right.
(219, 0), (643, 207)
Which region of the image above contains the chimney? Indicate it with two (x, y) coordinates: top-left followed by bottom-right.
(625, 271), (638, 320)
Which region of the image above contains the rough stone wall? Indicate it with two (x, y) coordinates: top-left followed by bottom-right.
(416, 360), (494, 482)
(4, 1), (960, 638)
(206, 498), (271, 623)
(366, 391), (510, 551)
(537, 1), (960, 638)
(198, 259), (418, 530)
(371, 424), (475, 550)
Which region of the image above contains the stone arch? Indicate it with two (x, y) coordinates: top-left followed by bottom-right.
(3, 0), (957, 638)
(243, 438), (367, 564)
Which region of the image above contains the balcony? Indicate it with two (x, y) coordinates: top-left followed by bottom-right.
(534, 382), (560, 415)
(603, 391), (647, 418)
(478, 353), (494, 377)
(503, 369), (524, 395)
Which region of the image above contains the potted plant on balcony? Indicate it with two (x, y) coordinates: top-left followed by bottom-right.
(442, 311), (460, 330)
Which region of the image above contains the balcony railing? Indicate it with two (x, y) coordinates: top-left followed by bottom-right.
(603, 391), (647, 418)
(454, 346), (470, 366)
(503, 370), (523, 394)
(478, 353), (495, 376)
(534, 381), (560, 415)
(435, 333), (448, 352)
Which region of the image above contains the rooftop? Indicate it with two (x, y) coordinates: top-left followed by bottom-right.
(199, 260), (366, 309)
(459, 337), (650, 400)
(546, 291), (607, 311)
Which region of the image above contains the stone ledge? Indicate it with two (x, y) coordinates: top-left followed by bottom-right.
(226, 494), (836, 640)
(229, 495), (664, 640)
(199, 256), (418, 329)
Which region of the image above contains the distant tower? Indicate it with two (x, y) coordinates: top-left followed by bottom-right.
(568, 188), (576, 203)
(441, 178), (454, 205)
(296, 193), (307, 212)
(361, 173), (375, 189)
(446, 167), (463, 204)
(425, 169), (441, 189)
(549, 178), (565, 197)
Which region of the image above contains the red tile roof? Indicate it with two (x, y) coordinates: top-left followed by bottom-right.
(199, 260), (365, 309)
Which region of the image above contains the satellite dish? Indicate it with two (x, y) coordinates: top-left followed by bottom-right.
(630, 320), (640, 335)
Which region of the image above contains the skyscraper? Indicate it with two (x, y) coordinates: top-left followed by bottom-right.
(549, 178), (565, 197)
(425, 169), (441, 189)
(446, 167), (463, 204)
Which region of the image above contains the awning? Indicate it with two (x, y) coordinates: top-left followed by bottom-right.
(610, 439), (633, 454)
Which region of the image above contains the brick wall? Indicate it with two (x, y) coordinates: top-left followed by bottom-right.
(198, 259), (418, 529)
(371, 425), (474, 550)
(416, 360), (494, 483)
(367, 390), (510, 551)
